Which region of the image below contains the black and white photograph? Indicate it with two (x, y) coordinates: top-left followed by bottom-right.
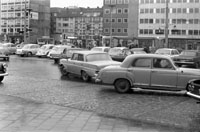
(0, 0), (200, 132)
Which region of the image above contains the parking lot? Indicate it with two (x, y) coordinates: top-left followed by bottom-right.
(0, 55), (199, 132)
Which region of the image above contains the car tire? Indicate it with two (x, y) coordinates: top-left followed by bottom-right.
(114, 79), (131, 93)
(81, 71), (90, 82)
(27, 52), (32, 57)
(186, 83), (194, 92)
(0, 76), (4, 82)
(54, 59), (59, 64)
(59, 65), (68, 76)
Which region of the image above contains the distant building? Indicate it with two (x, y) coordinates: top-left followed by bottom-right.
(0, 0), (50, 44)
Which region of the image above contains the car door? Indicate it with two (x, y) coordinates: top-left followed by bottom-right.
(150, 58), (178, 89)
(129, 58), (152, 88)
(73, 54), (84, 75)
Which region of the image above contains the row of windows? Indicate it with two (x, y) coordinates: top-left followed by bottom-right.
(104, 18), (128, 23)
(140, 18), (200, 24)
(140, 0), (199, 4)
(2, 28), (22, 33)
(139, 29), (200, 35)
(140, 8), (200, 14)
(1, 4), (26, 11)
(1, 0), (26, 3)
(104, 8), (128, 14)
(104, 28), (128, 33)
(104, 0), (129, 5)
(1, 12), (25, 18)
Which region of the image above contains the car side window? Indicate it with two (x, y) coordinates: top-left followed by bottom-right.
(78, 54), (84, 61)
(153, 58), (172, 69)
(132, 58), (151, 68)
(71, 53), (78, 60)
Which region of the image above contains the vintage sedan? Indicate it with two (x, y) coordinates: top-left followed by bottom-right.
(59, 51), (121, 81)
(36, 44), (54, 57)
(61, 48), (87, 59)
(0, 62), (8, 82)
(173, 50), (200, 68)
(186, 79), (200, 100)
(0, 43), (17, 55)
(155, 48), (180, 58)
(47, 45), (75, 63)
(108, 47), (131, 62)
(91, 46), (110, 53)
(95, 54), (200, 93)
(17, 44), (40, 57)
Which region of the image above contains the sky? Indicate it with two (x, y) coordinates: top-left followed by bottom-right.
(50, 0), (103, 8)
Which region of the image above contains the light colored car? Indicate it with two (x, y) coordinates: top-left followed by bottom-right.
(91, 46), (110, 52)
(17, 44), (40, 57)
(59, 51), (121, 81)
(130, 48), (147, 54)
(36, 44), (54, 57)
(95, 54), (200, 93)
(0, 43), (17, 55)
(108, 47), (131, 62)
(61, 48), (87, 59)
(155, 48), (179, 58)
(47, 45), (75, 63)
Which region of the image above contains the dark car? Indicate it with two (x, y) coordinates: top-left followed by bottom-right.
(0, 62), (8, 82)
(187, 79), (200, 100)
(173, 50), (200, 68)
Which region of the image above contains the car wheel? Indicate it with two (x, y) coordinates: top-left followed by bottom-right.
(114, 79), (131, 93)
(186, 83), (194, 92)
(81, 71), (90, 82)
(59, 65), (68, 76)
(54, 59), (60, 64)
(27, 52), (32, 57)
(0, 76), (4, 82)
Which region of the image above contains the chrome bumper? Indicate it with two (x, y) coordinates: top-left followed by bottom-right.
(0, 73), (8, 77)
(186, 92), (200, 100)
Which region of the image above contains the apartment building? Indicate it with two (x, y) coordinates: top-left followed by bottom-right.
(103, 0), (138, 47)
(0, 0), (50, 43)
(139, 0), (200, 50)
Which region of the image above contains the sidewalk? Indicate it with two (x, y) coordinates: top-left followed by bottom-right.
(0, 94), (178, 132)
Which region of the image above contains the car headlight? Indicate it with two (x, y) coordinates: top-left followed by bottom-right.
(2, 63), (8, 73)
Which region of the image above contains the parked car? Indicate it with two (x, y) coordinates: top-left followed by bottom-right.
(173, 50), (200, 68)
(0, 43), (17, 55)
(108, 47), (131, 62)
(186, 79), (200, 100)
(155, 48), (180, 58)
(95, 54), (200, 93)
(15, 44), (26, 56)
(0, 50), (9, 61)
(130, 48), (147, 54)
(36, 44), (54, 57)
(17, 44), (40, 57)
(61, 48), (87, 59)
(47, 45), (75, 63)
(0, 62), (8, 82)
(59, 51), (121, 81)
(91, 46), (110, 52)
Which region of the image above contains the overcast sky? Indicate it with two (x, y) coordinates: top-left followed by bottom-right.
(50, 0), (103, 8)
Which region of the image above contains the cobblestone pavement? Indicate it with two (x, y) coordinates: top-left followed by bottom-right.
(0, 94), (186, 132)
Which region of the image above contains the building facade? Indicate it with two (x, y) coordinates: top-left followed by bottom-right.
(139, 0), (200, 50)
(103, 0), (138, 47)
(0, 0), (50, 44)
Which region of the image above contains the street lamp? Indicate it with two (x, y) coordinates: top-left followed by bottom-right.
(165, 0), (169, 48)
(108, 4), (115, 47)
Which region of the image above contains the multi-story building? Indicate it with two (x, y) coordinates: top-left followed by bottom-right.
(75, 7), (103, 47)
(0, 0), (50, 44)
(103, 0), (138, 47)
(139, 0), (200, 50)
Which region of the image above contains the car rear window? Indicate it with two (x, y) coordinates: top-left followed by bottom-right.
(86, 53), (111, 62)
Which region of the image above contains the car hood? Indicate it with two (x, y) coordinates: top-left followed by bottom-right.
(179, 67), (200, 75)
(174, 55), (194, 60)
(88, 61), (121, 68)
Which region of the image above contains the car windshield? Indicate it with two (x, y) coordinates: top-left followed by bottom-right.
(155, 49), (171, 55)
(180, 51), (196, 56)
(109, 48), (124, 55)
(22, 45), (31, 49)
(86, 53), (111, 62)
(52, 46), (65, 51)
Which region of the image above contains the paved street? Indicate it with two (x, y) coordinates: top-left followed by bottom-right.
(0, 55), (199, 132)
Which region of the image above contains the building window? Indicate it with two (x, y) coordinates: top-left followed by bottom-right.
(182, 8), (187, 13)
(104, 28), (109, 33)
(140, 9), (144, 14)
(112, 18), (116, 22)
(117, 9), (122, 14)
(112, 28), (115, 33)
(124, 0), (129, 4)
(111, 0), (116, 4)
(195, 8), (199, 13)
(188, 30), (193, 35)
(123, 8), (128, 13)
(117, 28), (121, 33)
(123, 18), (128, 23)
(189, 8), (194, 13)
(104, 18), (110, 23)
(104, 9), (110, 14)
(145, 9), (149, 13)
(149, 19), (153, 23)
(156, 19), (160, 24)
(117, 0), (123, 4)
(156, 8), (160, 13)
(140, 19), (144, 24)
(140, 29), (144, 34)
(124, 28), (127, 33)
(118, 18), (122, 23)
(189, 19), (193, 24)
(150, 0), (154, 3)
(150, 9), (154, 13)
(105, 0), (110, 4)
(172, 8), (176, 13)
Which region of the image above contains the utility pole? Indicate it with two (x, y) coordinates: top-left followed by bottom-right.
(165, 0), (169, 48)
(23, 0), (27, 43)
(109, 5), (115, 47)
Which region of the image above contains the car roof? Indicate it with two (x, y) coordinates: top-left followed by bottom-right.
(110, 47), (129, 50)
(156, 48), (178, 51)
(72, 50), (107, 55)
